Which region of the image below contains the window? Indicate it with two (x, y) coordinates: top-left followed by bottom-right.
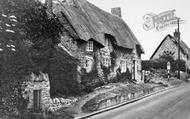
(120, 60), (126, 73)
(102, 58), (110, 67)
(86, 41), (93, 52)
(84, 56), (94, 72)
(85, 60), (89, 68)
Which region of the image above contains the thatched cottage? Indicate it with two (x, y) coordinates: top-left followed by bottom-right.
(47, 0), (145, 84)
(150, 30), (190, 69)
(21, 0), (145, 113)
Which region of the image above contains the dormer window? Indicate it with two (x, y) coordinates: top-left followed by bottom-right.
(86, 41), (93, 52)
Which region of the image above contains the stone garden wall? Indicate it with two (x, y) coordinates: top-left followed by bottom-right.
(23, 72), (78, 113)
(23, 73), (51, 111)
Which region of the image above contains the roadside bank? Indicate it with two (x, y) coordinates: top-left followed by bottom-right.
(75, 78), (187, 118)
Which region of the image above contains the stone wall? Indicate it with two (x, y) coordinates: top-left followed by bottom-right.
(113, 47), (143, 83)
(58, 31), (143, 84)
(82, 84), (165, 113)
(152, 37), (187, 60)
(152, 36), (184, 60)
(23, 72), (51, 111)
(23, 72), (79, 113)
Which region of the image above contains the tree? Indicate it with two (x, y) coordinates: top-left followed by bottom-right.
(48, 47), (81, 97)
(0, 0), (62, 118)
(159, 51), (175, 63)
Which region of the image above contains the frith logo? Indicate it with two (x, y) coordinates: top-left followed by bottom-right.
(143, 9), (184, 31)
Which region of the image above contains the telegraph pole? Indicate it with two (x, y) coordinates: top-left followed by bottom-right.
(177, 18), (181, 79)
(186, 54), (188, 80)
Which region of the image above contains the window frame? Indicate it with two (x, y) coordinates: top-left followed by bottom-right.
(86, 41), (93, 52)
(102, 57), (110, 67)
(120, 60), (126, 72)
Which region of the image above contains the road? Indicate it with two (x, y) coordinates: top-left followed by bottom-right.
(88, 83), (190, 119)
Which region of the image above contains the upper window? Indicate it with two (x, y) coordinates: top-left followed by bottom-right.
(86, 41), (93, 52)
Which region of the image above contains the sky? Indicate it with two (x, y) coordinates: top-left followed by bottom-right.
(88, 0), (190, 60)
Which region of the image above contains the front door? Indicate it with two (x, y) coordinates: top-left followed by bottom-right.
(33, 90), (41, 112)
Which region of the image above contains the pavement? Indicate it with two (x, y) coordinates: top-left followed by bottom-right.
(83, 83), (190, 119)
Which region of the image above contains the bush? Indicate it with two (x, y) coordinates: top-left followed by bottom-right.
(80, 67), (104, 93)
(115, 67), (133, 83)
(47, 48), (82, 97)
(101, 65), (111, 83)
(143, 50), (188, 73)
(142, 59), (188, 73)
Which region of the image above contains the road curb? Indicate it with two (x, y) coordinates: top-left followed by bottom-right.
(75, 84), (186, 119)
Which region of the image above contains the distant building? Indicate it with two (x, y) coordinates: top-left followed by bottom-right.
(150, 31), (190, 69)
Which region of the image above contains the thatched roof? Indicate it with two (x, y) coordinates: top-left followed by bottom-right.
(150, 34), (190, 59)
(53, 0), (144, 53)
(173, 36), (190, 57)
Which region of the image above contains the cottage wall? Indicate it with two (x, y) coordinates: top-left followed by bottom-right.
(111, 46), (143, 83)
(59, 32), (143, 83)
(114, 46), (133, 72)
(151, 37), (185, 60)
(59, 33), (104, 73)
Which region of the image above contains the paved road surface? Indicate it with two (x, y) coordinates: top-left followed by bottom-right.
(89, 83), (190, 119)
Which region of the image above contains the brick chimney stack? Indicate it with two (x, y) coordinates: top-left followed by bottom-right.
(111, 7), (122, 18)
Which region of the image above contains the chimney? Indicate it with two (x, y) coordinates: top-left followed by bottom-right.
(173, 29), (180, 39)
(111, 7), (122, 18)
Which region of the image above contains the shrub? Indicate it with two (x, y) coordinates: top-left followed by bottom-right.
(80, 68), (100, 93)
(142, 59), (188, 73)
(115, 67), (133, 83)
(47, 48), (82, 97)
(0, 0), (62, 117)
(101, 65), (111, 83)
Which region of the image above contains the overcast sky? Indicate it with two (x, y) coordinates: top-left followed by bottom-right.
(88, 0), (190, 60)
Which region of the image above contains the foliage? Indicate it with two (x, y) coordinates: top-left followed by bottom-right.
(142, 59), (167, 70)
(80, 54), (103, 93)
(159, 50), (175, 62)
(171, 59), (187, 72)
(80, 68), (100, 93)
(47, 47), (81, 97)
(116, 67), (132, 83)
(0, 46), (35, 117)
(101, 65), (111, 83)
(80, 53), (115, 93)
(0, 0), (62, 117)
(142, 59), (187, 72)
(142, 51), (188, 73)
